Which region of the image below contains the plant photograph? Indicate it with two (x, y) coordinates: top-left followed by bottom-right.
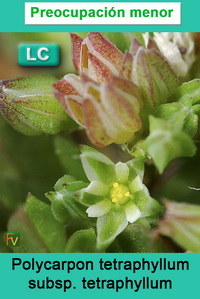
(0, 32), (200, 253)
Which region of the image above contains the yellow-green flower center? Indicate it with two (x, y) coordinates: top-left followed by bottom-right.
(110, 183), (130, 205)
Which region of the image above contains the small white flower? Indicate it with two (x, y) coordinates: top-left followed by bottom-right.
(153, 32), (195, 78)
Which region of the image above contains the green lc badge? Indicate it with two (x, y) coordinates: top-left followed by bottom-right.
(18, 44), (60, 66)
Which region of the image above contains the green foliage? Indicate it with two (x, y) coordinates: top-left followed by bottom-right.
(64, 228), (97, 253)
(135, 116), (196, 174)
(8, 194), (66, 253)
(171, 79), (200, 105)
(80, 145), (115, 183)
(46, 175), (88, 223)
(155, 102), (198, 137)
(0, 117), (64, 233)
(54, 135), (87, 181)
(108, 224), (152, 253)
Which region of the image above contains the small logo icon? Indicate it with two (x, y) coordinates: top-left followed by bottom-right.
(5, 232), (20, 247)
(18, 44), (60, 66)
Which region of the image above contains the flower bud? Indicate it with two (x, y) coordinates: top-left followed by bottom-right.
(71, 32), (123, 83)
(0, 76), (75, 136)
(55, 33), (179, 145)
(55, 75), (142, 146)
(132, 42), (179, 110)
(159, 201), (200, 253)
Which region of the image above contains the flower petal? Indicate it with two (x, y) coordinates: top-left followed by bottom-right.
(129, 175), (144, 193)
(86, 199), (111, 217)
(83, 98), (118, 146)
(85, 181), (108, 196)
(135, 48), (179, 110)
(101, 84), (141, 133)
(129, 39), (142, 56)
(111, 76), (142, 110)
(125, 202), (141, 223)
(79, 191), (104, 206)
(115, 162), (129, 183)
(55, 92), (84, 126)
(86, 32), (123, 72)
(153, 32), (195, 78)
(70, 33), (83, 73)
(88, 53), (114, 83)
(97, 208), (128, 250)
(147, 38), (159, 50)
(120, 52), (133, 80)
(53, 74), (83, 96)
(80, 145), (116, 183)
(85, 81), (101, 102)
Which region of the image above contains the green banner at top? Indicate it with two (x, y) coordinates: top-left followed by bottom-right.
(0, 0), (199, 32)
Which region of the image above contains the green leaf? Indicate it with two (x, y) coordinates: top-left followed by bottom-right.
(141, 116), (196, 173)
(108, 224), (151, 253)
(8, 207), (49, 253)
(79, 191), (104, 207)
(0, 118), (65, 202)
(54, 175), (88, 192)
(64, 228), (97, 253)
(97, 207), (128, 250)
(24, 194), (67, 252)
(52, 190), (88, 222)
(150, 234), (179, 253)
(183, 112), (198, 137)
(159, 201), (200, 253)
(54, 175), (76, 191)
(171, 79), (200, 105)
(80, 145), (115, 183)
(156, 102), (198, 137)
(46, 178), (88, 223)
(8, 194), (66, 253)
(134, 187), (162, 217)
(54, 136), (87, 181)
(0, 76), (76, 136)
(0, 179), (25, 210)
